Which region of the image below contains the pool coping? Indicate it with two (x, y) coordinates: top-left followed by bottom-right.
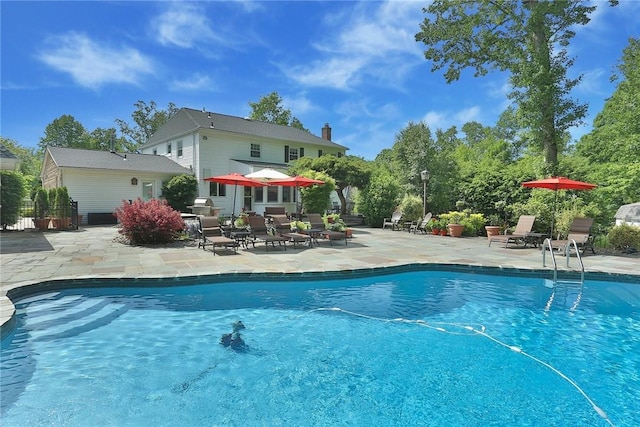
(2, 262), (638, 340)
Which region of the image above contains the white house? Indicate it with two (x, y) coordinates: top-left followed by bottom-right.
(139, 108), (348, 217)
(614, 202), (640, 227)
(0, 143), (21, 171)
(41, 146), (192, 224)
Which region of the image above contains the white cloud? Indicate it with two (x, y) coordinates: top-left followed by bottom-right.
(230, 0), (264, 13)
(37, 32), (154, 89)
(154, 3), (218, 48)
(169, 73), (215, 91)
(576, 68), (608, 96)
(281, 93), (315, 115)
(283, 0), (425, 90)
(422, 106), (482, 131)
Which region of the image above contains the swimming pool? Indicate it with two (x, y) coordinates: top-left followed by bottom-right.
(2, 269), (639, 426)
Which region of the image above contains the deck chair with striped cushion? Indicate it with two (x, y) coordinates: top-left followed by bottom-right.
(489, 215), (536, 248)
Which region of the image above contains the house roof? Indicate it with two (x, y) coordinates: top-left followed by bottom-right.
(46, 146), (193, 174)
(143, 108), (348, 150)
(615, 202), (640, 222)
(0, 143), (18, 159)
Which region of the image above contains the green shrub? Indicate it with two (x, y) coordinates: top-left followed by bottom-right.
(357, 171), (401, 227)
(0, 171), (26, 229)
(114, 198), (185, 245)
(399, 194), (424, 222)
(322, 213), (346, 231)
(34, 187), (49, 219)
(300, 171), (335, 214)
(162, 174), (198, 212)
(607, 223), (640, 253)
(439, 210), (485, 236)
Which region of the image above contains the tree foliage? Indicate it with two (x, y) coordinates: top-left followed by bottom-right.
(115, 100), (178, 149)
(415, 0), (614, 174)
(248, 91), (307, 131)
(38, 114), (90, 153)
(0, 171), (26, 229)
(577, 37), (640, 164)
(289, 155), (371, 214)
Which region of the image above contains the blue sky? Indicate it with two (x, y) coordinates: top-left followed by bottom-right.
(1, 1), (638, 160)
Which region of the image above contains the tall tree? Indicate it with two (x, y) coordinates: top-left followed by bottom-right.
(415, 0), (616, 175)
(577, 37), (640, 164)
(248, 92), (308, 131)
(87, 128), (131, 152)
(289, 155), (370, 214)
(38, 115), (90, 152)
(115, 100), (178, 149)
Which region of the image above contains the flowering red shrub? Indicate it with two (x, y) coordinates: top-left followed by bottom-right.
(115, 198), (185, 245)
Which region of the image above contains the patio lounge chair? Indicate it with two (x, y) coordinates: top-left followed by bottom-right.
(489, 215), (536, 248)
(270, 215), (312, 248)
(306, 213), (348, 246)
(247, 215), (288, 252)
(197, 216), (238, 255)
(551, 217), (595, 255)
(409, 213), (433, 234)
(382, 210), (403, 230)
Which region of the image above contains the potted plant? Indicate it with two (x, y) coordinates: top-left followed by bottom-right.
(485, 214), (503, 240)
(53, 187), (71, 230)
(429, 218), (441, 235)
(446, 212), (464, 238)
(233, 213), (249, 229)
(34, 188), (50, 231)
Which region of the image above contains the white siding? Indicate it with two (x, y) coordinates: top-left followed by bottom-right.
(61, 168), (180, 220)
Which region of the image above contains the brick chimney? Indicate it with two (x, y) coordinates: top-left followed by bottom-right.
(321, 123), (332, 141)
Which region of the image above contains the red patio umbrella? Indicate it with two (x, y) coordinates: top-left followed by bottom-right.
(268, 176), (325, 216)
(521, 176), (597, 237)
(204, 173), (267, 218)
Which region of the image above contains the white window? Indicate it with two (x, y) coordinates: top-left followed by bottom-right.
(267, 186), (278, 203)
(289, 148), (298, 161)
(282, 187), (292, 203)
(251, 143), (261, 158)
(142, 181), (154, 201)
(177, 140), (183, 157)
(209, 183), (226, 197)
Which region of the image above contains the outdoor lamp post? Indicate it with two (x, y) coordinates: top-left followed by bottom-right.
(421, 169), (430, 217)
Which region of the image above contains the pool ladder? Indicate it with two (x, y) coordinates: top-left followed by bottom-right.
(542, 238), (585, 311)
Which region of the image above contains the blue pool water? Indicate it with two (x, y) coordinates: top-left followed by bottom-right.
(2, 270), (639, 426)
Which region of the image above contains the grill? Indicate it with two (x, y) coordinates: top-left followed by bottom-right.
(188, 197), (220, 216)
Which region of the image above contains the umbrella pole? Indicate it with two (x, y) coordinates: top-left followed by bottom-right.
(232, 184), (238, 223)
(551, 190), (558, 239)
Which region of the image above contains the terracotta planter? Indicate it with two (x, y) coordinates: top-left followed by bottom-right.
(432, 229), (440, 235)
(485, 225), (501, 240)
(440, 229), (448, 236)
(35, 218), (50, 231)
(448, 223), (464, 238)
(53, 217), (71, 230)
(345, 228), (353, 238)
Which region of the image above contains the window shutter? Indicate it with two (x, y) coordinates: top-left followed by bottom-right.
(284, 145), (289, 162)
(300, 147), (304, 158)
